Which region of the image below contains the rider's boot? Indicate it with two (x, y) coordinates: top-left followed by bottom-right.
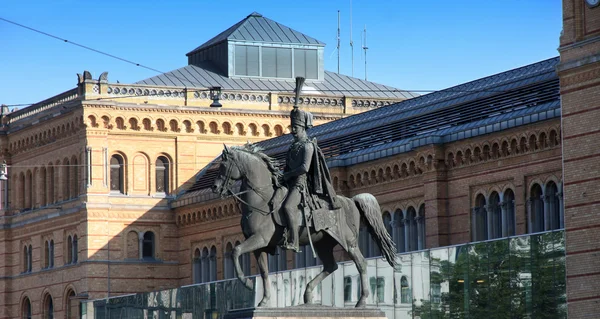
(284, 221), (300, 252)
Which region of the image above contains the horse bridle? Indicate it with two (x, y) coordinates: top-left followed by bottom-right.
(219, 155), (273, 216)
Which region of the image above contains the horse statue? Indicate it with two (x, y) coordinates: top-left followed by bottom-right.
(212, 143), (397, 308)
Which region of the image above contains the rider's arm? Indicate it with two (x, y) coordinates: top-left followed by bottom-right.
(283, 142), (314, 180)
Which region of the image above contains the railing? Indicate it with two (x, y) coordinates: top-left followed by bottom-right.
(8, 88), (79, 124)
(87, 230), (566, 319)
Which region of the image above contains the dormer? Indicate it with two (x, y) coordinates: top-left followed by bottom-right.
(186, 12), (325, 81)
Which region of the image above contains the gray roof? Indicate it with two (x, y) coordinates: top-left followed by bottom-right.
(187, 12), (325, 55)
(135, 61), (417, 99)
(178, 56), (560, 199)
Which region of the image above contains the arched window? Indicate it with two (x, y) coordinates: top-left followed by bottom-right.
(27, 245), (32, 272)
(209, 246), (217, 281)
(489, 192), (502, 239)
(274, 125), (284, 136)
(43, 294), (53, 319)
(529, 184), (544, 233)
(261, 124), (270, 137)
(235, 123), (245, 136)
(40, 167), (47, 206)
(400, 276), (411, 304)
(44, 240), (49, 268)
(63, 159), (70, 200)
(47, 165), (55, 204)
(222, 122), (232, 135)
(67, 235), (73, 264)
(224, 243), (234, 279)
(66, 290), (77, 319)
(405, 207), (418, 251)
(504, 189), (516, 236)
(417, 204), (426, 250)
(209, 122), (218, 134)
(393, 210), (405, 253)
(249, 123), (258, 136)
(72, 235), (78, 263)
(25, 171), (33, 208)
(545, 181), (562, 230)
(71, 157), (78, 198)
(22, 297), (32, 319)
(142, 232), (155, 259)
(472, 194), (488, 241)
(22, 246), (28, 273)
(49, 240), (54, 268)
(193, 248), (201, 284)
(155, 156), (169, 194)
(110, 155), (124, 194)
(201, 247), (210, 283)
(382, 212), (392, 240)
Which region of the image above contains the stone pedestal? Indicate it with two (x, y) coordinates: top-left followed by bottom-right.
(225, 305), (387, 319)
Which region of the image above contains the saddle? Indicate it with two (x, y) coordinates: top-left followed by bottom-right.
(270, 185), (338, 232)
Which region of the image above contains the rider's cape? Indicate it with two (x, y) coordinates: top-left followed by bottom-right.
(306, 138), (341, 211)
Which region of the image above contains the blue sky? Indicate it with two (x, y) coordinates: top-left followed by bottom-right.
(0, 0), (561, 107)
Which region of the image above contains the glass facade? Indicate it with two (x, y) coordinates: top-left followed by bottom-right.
(89, 231), (566, 319)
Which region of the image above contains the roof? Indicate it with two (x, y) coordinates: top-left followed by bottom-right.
(135, 61), (417, 99)
(187, 12), (325, 55)
(175, 56), (561, 203)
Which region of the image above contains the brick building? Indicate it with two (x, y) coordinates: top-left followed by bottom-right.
(0, 13), (412, 319)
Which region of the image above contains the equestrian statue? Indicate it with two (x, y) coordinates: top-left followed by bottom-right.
(212, 77), (397, 308)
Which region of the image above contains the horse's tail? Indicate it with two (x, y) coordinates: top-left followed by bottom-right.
(353, 193), (398, 268)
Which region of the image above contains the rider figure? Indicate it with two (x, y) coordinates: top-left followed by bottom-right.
(280, 106), (340, 252)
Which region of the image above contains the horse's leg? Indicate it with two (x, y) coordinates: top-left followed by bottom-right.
(347, 245), (369, 308)
(233, 234), (269, 290)
(254, 249), (271, 307)
(304, 237), (338, 305)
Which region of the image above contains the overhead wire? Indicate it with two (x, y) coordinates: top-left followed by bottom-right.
(1, 16), (512, 109)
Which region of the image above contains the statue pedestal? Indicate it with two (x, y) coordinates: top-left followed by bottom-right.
(224, 305), (387, 319)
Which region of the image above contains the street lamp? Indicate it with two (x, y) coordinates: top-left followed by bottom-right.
(209, 87), (222, 108)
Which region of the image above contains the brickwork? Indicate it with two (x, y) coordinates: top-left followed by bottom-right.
(558, 1), (600, 318)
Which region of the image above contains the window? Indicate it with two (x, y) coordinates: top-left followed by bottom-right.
(504, 189), (516, 236)
(201, 247), (210, 283)
(400, 276), (411, 304)
(27, 245), (32, 272)
(110, 155), (124, 194)
(344, 276), (353, 302)
(72, 235), (78, 263)
(262, 47), (292, 78)
(142, 232), (155, 259)
(71, 157), (78, 198)
(417, 204), (426, 250)
(294, 49), (318, 79)
(529, 184), (544, 233)
(63, 159), (70, 200)
(49, 240), (54, 268)
(546, 181), (562, 230)
(45, 240), (54, 268)
(193, 249), (201, 284)
(66, 290), (78, 319)
(224, 243), (234, 279)
(22, 297), (32, 319)
(393, 210), (405, 253)
(370, 277), (385, 303)
(234, 45), (259, 76)
(489, 192), (502, 239)
(406, 207), (418, 251)
(155, 156), (169, 194)
(209, 246), (217, 282)
(67, 235), (73, 264)
(22, 246), (29, 273)
(472, 194), (488, 241)
(43, 294), (54, 319)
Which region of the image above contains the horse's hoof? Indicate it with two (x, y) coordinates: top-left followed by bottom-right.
(244, 279), (253, 290)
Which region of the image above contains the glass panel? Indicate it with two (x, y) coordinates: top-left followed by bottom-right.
(411, 251), (430, 319)
(262, 47), (276, 77)
(447, 245), (468, 318)
(276, 48), (292, 78)
(510, 235), (532, 318)
(394, 254), (412, 319)
(305, 49), (318, 79)
(294, 49), (305, 78)
(429, 247), (449, 319)
(247, 46), (259, 76)
(235, 45), (247, 76)
(487, 239), (511, 318)
(468, 242), (489, 318)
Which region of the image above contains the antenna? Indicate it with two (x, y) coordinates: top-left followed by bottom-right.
(362, 25), (368, 81)
(350, 0), (354, 77)
(337, 10), (341, 74)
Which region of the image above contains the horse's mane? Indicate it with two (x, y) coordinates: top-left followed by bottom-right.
(231, 143), (281, 177)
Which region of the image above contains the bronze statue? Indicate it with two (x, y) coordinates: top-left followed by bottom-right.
(212, 77), (397, 308)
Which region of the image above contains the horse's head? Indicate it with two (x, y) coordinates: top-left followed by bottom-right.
(212, 144), (243, 197)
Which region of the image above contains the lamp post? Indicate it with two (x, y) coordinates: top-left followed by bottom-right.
(209, 87), (222, 108)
